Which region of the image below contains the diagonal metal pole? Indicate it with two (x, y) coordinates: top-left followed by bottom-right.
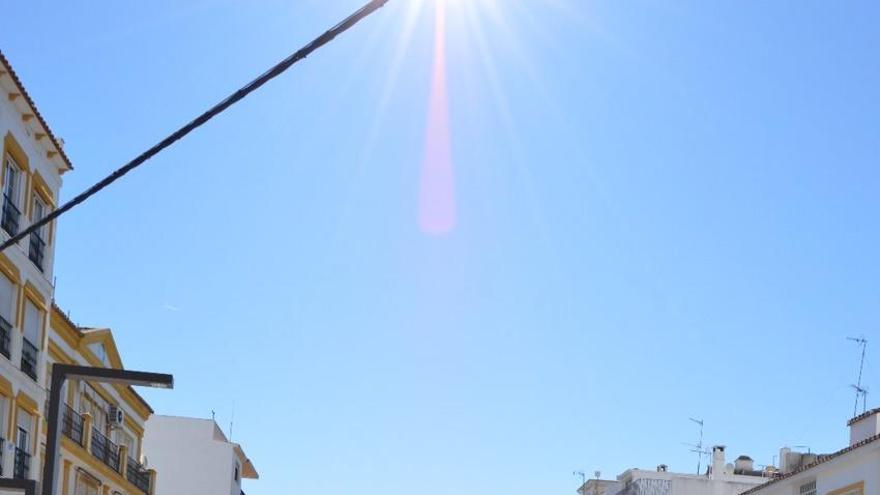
(0, 0), (391, 254)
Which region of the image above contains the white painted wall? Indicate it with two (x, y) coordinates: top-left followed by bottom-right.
(608, 469), (765, 495)
(744, 441), (880, 495)
(143, 416), (241, 495)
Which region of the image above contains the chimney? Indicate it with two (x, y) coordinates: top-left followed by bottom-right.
(848, 408), (880, 446)
(657, 464), (668, 473)
(734, 455), (754, 474)
(712, 445), (726, 475)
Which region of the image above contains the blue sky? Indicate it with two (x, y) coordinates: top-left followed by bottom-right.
(4, 1), (880, 494)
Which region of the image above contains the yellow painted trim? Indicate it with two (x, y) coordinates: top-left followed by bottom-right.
(15, 390), (39, 414)
(61, 459), (72, 495)
(14, 391), (40, 454)
(49, 340), (77, 364)
(828, 481), (865, 495)
(80, 328), (124, 369)
(22, 281), (48, 309)
(0, 252), (21, 284)
(3, 131), (30, 172)
(51, 306), (81, 349)
(61, 436), (150, 495)
(0, 370), (11, 398)
(31, 169), (54, 204)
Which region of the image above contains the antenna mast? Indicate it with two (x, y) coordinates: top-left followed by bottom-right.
(848, 336), (869, 416)
(688, 418), (706, 475)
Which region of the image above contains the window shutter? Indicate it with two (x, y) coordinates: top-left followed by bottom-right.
(0, 275), (15, 323)
(23, 300), (40, 344)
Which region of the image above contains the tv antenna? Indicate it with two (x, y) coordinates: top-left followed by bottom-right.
(686, 418), (709, 475)
(573, 471), (586, 494)
(848, 336), (868, 416)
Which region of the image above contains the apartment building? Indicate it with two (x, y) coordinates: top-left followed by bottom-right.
(47, 310), (157, 495)
(0, 49), (158, 495)
(740, 409), (880, 495)
(580, 445), (767, 495)
(0, 47), (72, 485)
(143, 416), (258, 495)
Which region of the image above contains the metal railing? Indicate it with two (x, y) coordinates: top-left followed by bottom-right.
(1, 194), (20, 237)
(20, 338), (38, 380)
(127, 457), (151, 494)
(91, 428), (121, 472)
(13, 447), (30, 479)
(0, 315), (10, 359)
(28, 232), (45, 271)
(61, 404), (85, 446)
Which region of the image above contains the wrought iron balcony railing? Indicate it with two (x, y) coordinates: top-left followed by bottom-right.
(20, 338), (38, 380)
(91, 428), (121, 472)
(0, 315), (11, 359)
(13, 447), (30, 480)
(1, 195), (20, 237)
(127, 457), (151, 494)
(28, 232), (45, 271)
(61, 404), (85, 446)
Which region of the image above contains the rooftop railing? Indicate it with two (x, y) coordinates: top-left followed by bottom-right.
(61, 404), (85, 447)
(127, 457), (151, 494)
(90, 428), (121, 473)
(13, 447), (29, 480)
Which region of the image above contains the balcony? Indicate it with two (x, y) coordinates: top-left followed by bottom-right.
(127, 457), (151, 494)
(61, 404), (85, 446)
(20, 338), (37, 380)
(90, 428), (121, 473)
(28, 232), (45, 271)
(0, 316), (10, 359)
(13, 447), (29, 480)
(1, 195), (20, 237)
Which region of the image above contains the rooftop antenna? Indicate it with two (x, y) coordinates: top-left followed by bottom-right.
(573, 471), (586, 495)
(851, 385), (868, 415)
(229, 401), (235, 442)
(848, 336), (869, 416)
(687, 418), (708, 475)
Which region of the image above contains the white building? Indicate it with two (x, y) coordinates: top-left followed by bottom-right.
(0, 47), (70, 484)
(740, 409), (880, 495)
(142, 415), (258, 495)
(585, 446), (768, 495)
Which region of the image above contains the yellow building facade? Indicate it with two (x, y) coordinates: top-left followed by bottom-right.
(47, 309), (157, 495)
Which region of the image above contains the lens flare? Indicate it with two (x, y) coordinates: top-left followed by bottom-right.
(418, 1), (456, 235)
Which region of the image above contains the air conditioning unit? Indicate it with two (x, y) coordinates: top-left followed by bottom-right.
(108, 405), (124, 426)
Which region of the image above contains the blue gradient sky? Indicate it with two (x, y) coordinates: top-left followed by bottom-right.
(3, 1), (880, 494)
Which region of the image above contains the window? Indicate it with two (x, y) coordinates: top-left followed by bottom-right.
(234, 464), (240, 483)
(14, 409), (32, 479)
(2, 157), (22, 236)
(28, 195), (47, 270)
(75, 472), (100, 495)
(0, 274), (14, 358)
(799, 480), (817, 495)
(21, 300), (40, 380)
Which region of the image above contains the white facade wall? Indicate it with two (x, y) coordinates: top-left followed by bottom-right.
(143, 416), (243, 495)
(0, 56), (67, 484)
(744, 443), (880, 495)
(610, 470), (765, 495)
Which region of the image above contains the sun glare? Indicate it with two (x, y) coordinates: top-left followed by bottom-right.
(368, 0), (582, 236)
